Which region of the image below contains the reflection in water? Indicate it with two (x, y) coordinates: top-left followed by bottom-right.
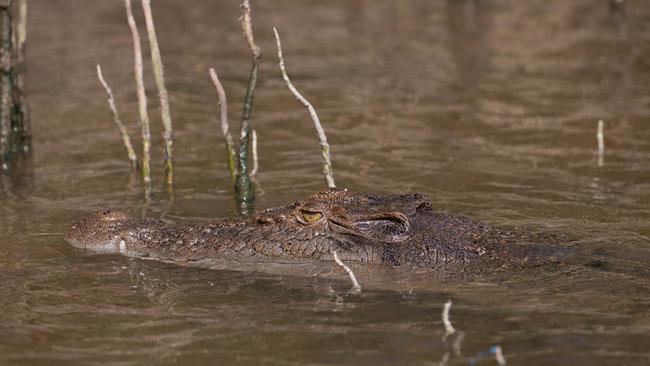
(1, 0), (650, 364)
(610, 0), (626, 24)
(445, 0), (494, 98)
(0, 155), (34, 269)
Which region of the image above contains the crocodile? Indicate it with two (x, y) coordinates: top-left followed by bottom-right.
(64, 189), (568, 276)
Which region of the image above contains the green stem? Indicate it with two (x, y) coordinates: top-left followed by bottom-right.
(236, 55), (259, 202)
(235, 0), (261, 207)
(13, 0), (28, 145)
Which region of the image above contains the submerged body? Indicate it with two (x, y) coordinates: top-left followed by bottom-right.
(65, 190), (567, 275)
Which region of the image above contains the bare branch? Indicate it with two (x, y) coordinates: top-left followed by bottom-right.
(251, 129), (258, 177)
(241, 0), (261, 59)
(442, 300), (456, 336)
(273, 27), (335, 188)
(597, 120), (605, 167)
(332, 250), (361, 291)
(16, 0), (26, 49)
(141, 0), (174, 187)
(209, 68), (237, 182)
(124, 0), (151, 185)
(491, 346), (507, 365)
(96, 64), (139, 170)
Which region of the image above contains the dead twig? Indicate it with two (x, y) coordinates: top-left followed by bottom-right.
(141, 0), (174, 187)
(16, 0), (26, 56)
(209, 68), (237, 183)
(96, 65), (139, 170)
(241, 0), (260, 58)
(492, 346), (507, 365)
(273, 27), (335, 188)
(442, 300), (456, 338)
(251, 129), (258, 177)
(332, 250), (361, 291)
(124, 0), (151, 186)
(597, 120), (605, 167)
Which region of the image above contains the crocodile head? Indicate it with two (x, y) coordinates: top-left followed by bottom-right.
(64, 190), (431, 261)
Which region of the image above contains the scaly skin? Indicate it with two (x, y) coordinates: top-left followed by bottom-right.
(65, 190), (565, 273)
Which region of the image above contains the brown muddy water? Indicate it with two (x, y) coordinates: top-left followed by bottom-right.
(1, 0), (650, 364)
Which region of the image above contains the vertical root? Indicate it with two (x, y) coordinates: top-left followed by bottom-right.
(96, 64), (139, 170)
(141, 0), (174, 187)
(124, 0), (151, 187)
(235, 0), (261, 205)
(273, 27), (335, 188)
(332, 250), (361, 291)
(209, 68), (237, 183)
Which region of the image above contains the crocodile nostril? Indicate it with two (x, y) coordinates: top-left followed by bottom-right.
(98, 210), (130, 222)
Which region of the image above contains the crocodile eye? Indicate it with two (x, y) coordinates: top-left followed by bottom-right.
(301, 210), (323, 223)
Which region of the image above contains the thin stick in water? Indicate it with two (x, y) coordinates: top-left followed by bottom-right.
(597, 120), (605, 167)
(235, 0), (261, 202)
(0, 4), (13, 163)
(332, 250), (361, 291)
(141, 0), (174, 187)
(96, 65), (139, 170)
(442, 300), (456, 336)
(491, 345), (507, 365)
(241, 0), (261, 58)
(273, 27), (335, 188)
(16, 0), (27, 55)
(124, 0), (151, 185)
(251, 129), (258, 177)
(15, 0), (29, 142)
(209, 68), (237, 182)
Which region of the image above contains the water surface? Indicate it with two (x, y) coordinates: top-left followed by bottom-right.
(1, 0), (650, 364)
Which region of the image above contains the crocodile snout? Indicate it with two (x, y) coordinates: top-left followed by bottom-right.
(64, 210), (131, 251)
